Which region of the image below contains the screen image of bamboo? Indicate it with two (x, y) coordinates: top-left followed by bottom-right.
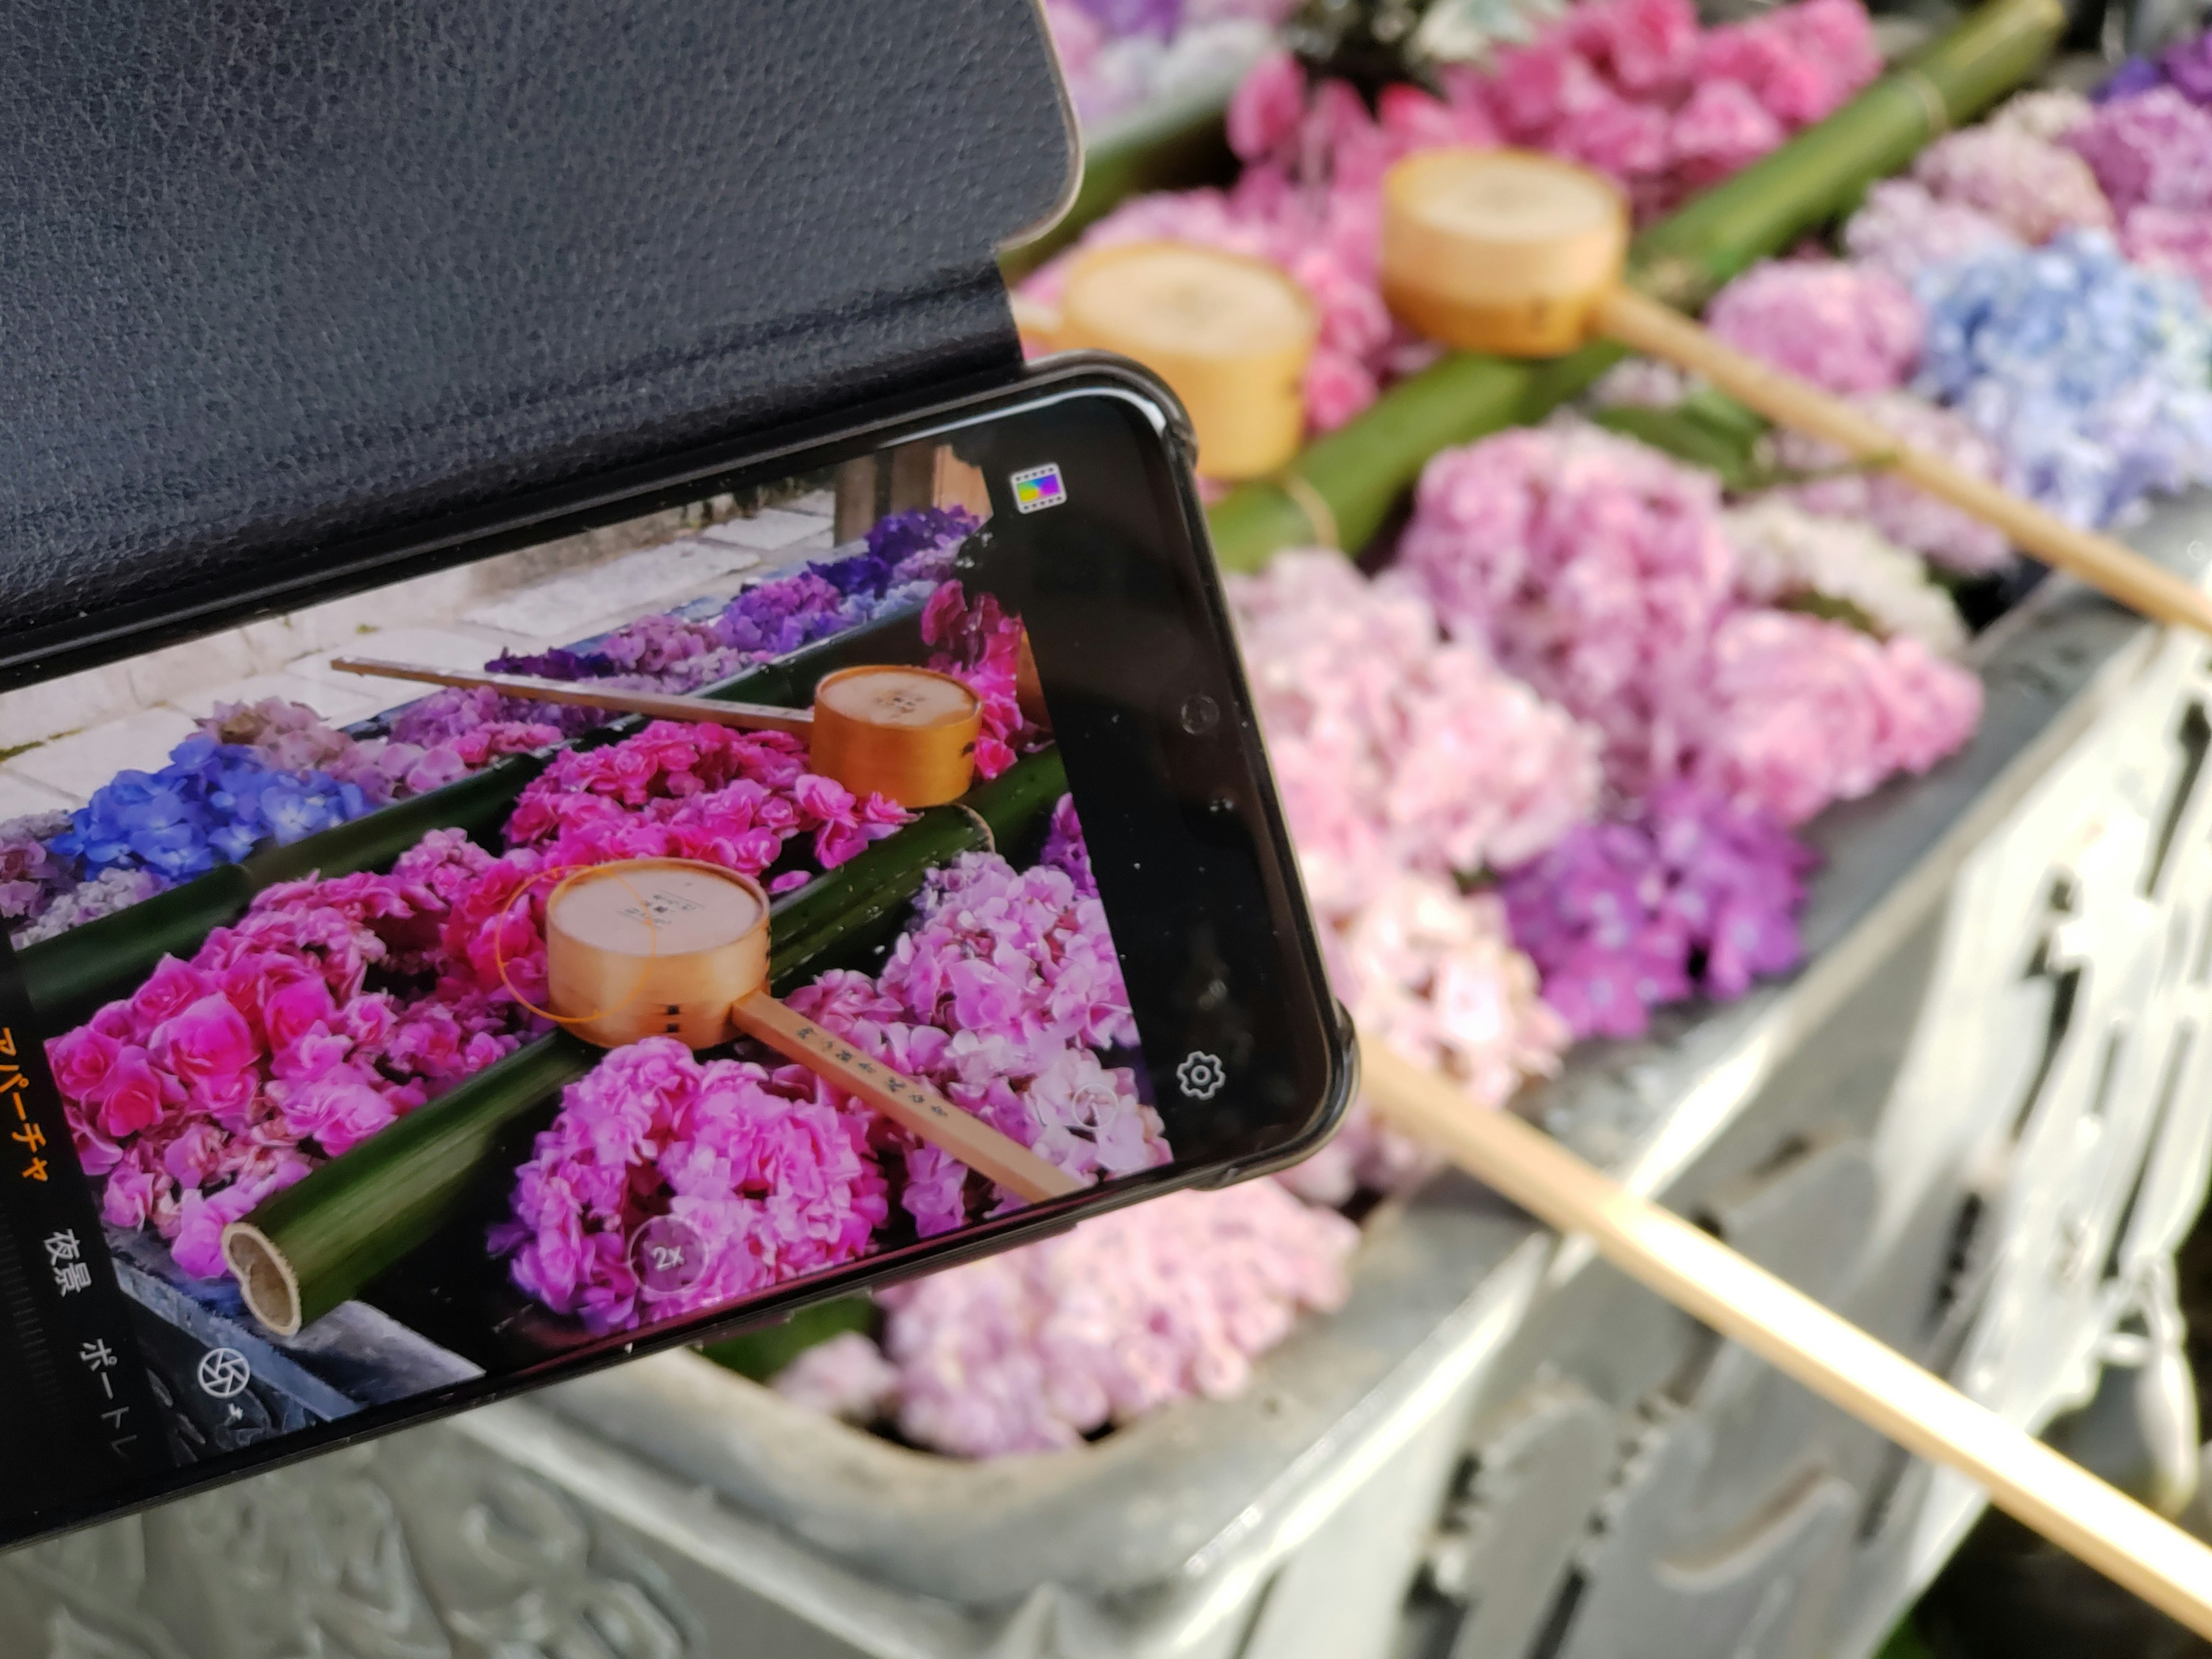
(1355, 144), (2212, 640)
(334, 649), (1050, 811)
(211, 747), (1072, 1339)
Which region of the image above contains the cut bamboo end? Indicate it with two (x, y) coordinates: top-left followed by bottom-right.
(1380, 148), (1628, 356)
(545, 859), (770, 1049)
(1054, 240), (1317, 480)
(222, 1222), (303, 1338)
(809, 665), (980, 808)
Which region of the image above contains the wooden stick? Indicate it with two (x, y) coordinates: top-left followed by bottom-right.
(1592, 286), (2212, 639)
(1361, 1040), (2212, 1639)
(331, 656), (815, 735)
(730, 991), (1082, 1202)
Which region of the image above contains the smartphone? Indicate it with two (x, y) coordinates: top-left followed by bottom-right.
(0, 358), (1352, 1546)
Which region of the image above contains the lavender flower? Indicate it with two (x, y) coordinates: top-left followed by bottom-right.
(1500, 783), (1817, 1040)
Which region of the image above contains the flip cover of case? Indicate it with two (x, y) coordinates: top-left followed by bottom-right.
(0, 1), (1075, 685)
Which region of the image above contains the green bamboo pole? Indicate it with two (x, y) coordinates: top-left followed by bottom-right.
(18, 607), (927, 1029)
(225, 746), (1071, 1335)
(1204, 0), (2066, 570)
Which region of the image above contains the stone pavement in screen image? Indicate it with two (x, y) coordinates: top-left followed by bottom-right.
(0, 493), (837, 810)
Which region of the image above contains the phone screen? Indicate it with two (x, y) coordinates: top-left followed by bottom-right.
(0, 373), (1344, 1544)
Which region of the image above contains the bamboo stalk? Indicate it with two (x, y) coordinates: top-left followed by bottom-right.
(1362, 1041), (2212, 1641)
(1205, 0), (2066, 569)
(224, 749), (1069, 1335)
(1593, 286), (2212, 637)
(332, 657), (816, 735)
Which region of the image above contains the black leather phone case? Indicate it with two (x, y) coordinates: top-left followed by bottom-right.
(0, 1), (1074, 687)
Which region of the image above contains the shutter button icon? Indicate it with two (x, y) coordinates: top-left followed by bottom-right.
(1176, 1052), (1227, 1101)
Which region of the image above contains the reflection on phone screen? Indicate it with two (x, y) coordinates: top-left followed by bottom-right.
(0, 383), (1338, 1544)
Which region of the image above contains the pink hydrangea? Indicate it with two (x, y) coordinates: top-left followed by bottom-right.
(1228, 550), (1599, 919)
(920, 582), (1044, 779)
(1677, 607), (1984, 824)
(51, 828), (535, 1279)
(1705, 257), (1925, 395)
(454, 721), (908, 1004)
(787, 842), (1165, 1236)
(1693, 0), (1880, 128)
(2065, 87), (2212, 216)
(494, 1038), (889, 1335)
(1843, 178), (2020, 284)
(1914, 124), (2113, 244)
(868, 1182), (1357, 1457)
(1274, 873), (1569, 1208)
(1397, 423), (1737, 792)
(771, 1330), (899, 1423)
(2120, 203), (2212, 305)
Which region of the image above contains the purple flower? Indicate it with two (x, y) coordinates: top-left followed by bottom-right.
(1499, 783), (1816, 1040)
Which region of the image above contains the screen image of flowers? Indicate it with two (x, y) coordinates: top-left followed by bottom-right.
(35, 444), (1165, 1390)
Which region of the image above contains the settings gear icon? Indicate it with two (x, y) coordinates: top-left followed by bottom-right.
(1176, 1051), (1228, 1101)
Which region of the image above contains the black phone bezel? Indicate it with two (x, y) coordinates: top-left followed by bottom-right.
(0, 355), (1356, 1549)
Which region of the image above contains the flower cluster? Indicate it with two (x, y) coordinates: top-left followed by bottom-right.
(1228, 550), (1599, 918)
(785, 843), (1165, 1236)
(1499, 783), (1817, 1039)
(11, 868), (171, 949)
(1914, 230), (2212, 528)
(1399, 424), (1985, 823)
(446, 721), (907, 1006)
(494, 1037), (889, 1335)
(49, 830), (533, 1279)
(0, 812), (77, 933)
(1704, 259), (1923, 395)
(54, 735), (374, 882)
(1681, 607), (1983, 825)
(1912, 122), (2112, 246)
(862, 1181), (1357, 1457)
(920, 581), (1039, 779)
(1843, 179), (2019, 285)
(1025, 0), (1872, 432)
(1721, 499), (1966, 653)
(1450, 0), (1878, 219)
(196, 699), (397, 804)
(2065, 86), (2212, 218)
(713, 508), (974, 658)
(1398, 423), (1736, 793)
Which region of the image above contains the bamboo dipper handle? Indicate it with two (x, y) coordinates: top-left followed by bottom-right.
(1361, 1040), (2212, 1639)
(1592, 286), (2212, 640)
(332, 656), (816, 736)
(729, 991), (1082, 1203)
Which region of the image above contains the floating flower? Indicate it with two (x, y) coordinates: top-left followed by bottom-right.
(1843, 178), (2020, 285)
(1722, 499), (1966, 653)
(1913, 123), (2112, 245)
(920, 581), (1042, 779)
(494, 1038), (889, 1335)
(1228, 550), (1599, 918)
(866, 1182), (1356, 1457)
(1705, 257), (1924, 395)
(1678, 607), (1983, 825)
(785, 838), (1164, 1237)
(2065, 86), (2212, 216)
(1913, 230), (2212, 528)
(1499, 783), (1817, 1039)
(1398, 423), (1736, 792)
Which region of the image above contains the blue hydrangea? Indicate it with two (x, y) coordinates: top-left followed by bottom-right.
(1914, 230), (2212, 529)
(53, 735), (370, 881)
